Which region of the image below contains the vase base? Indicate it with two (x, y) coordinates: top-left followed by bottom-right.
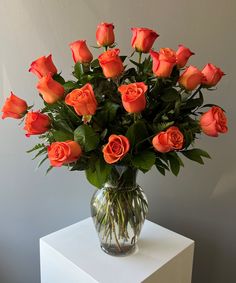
(100, 243), (137, 257)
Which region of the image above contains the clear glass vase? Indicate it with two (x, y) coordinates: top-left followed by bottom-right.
(90, 166), (148, 256)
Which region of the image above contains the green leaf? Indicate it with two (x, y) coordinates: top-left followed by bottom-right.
(46, 166), (53, 175)
(183, 98), (203, 110)
(53, 74), (65, 84)
(155, 164), (165, 175)
(155, 158), (170, 176)
(85, 157), (111, 188)
(154, 121), (175, 133)
(129, 59), (141, 68)
(63, 81), (77, 92)
(166, 153), (181, 176)
(27, 143), (45, 153)
(52, 119), (74, 134)
(126, 120), (149, 150)
(74, 124), (99, 152)
(120, 56), (127, 62)
(169, 151), (184, 167)
(90, 59), (99, 69)
(161, 88), (180, 102)
(70, 156), (89, 171)
(181, 149), (211, 164)
(37, 155), (48, 169)
(132, 150), (156, 172)
(32, 147), (47, 160)
(73, 62), (83, 79)
(103, 101), (119, 122)
(52, 130), (73, 142)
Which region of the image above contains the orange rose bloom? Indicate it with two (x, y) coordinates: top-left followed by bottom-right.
(29, 54), (57, 79)
(98, 49), (124, 78)
(201, 63), (225, 87)
(48, 141), (82, 167)
(1, 92), (28, 119)
(65, 83), (97, 116)
(131, 27), (159, 53)
(96, 22), (115, 47)
(69, 40), (93, 64)
(37, 74), (64, 104)
(178, 66), (203, 91)
(103, 135), (130, 164)
(176, 45), (194, 68)
(118, 82), (147, 113)
(24, 111), (51, 137)
(150, 48), (176, 78)
(200, 106), (228, 137)
(152, 126), (184, 153)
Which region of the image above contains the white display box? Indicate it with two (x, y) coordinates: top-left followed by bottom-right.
(40, 217), (194, 283)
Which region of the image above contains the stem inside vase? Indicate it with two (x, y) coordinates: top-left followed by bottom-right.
(91, 166), (148, 256)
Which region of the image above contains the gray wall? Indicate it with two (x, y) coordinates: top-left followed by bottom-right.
(0, 0), (235, 283)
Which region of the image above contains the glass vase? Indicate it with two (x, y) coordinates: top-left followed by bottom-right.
(90, 165), (148, 256)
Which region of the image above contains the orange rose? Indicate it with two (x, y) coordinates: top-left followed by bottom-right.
(178, 66), (203, 91)
(152, 126), (184, 153)
(96, 22), (115, 47)
(200, 106), (228, 137)
(176, 44), (194, 68)
(48, 141), (82, 167)
(98, 49), (124, 78)
(65, 83), (97, 116)
(118, 82), (147, 113)
(37, 74), (64, 104)
(150, 48), (176, 78)
(29, 54), (57, 79)
(1, 92), (28, 119)
(201, 63), (225, 87)
(24, 111), (51, 137)
(69, 40), (93, 64)
(103, 135), (130, 164)
(131, 27), (159, 53)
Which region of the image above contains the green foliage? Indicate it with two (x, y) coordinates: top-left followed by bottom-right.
(23, 41), (222, 182)
(74, 124), (100, 152)
(85, 157), (111, 188)
(132, 150), (156, 172)
(51, 130), (74, 141)
(126, 120), (149, 151)
(181, 149), (211, 164)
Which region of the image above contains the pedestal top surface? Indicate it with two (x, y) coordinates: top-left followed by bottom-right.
(40, 217), (194, 283)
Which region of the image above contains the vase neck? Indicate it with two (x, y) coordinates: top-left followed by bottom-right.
(105, 166), (138, 190)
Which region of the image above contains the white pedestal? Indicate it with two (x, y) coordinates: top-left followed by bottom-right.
(40, 217), (194, 283)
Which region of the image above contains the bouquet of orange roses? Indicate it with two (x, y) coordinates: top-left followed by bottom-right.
(2, 23), (228, 256)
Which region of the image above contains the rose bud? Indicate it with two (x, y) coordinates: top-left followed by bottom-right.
(65, 83), (97, 116)
(1, 92), (28, 119)
(24, 111), (51, 137)
(201, 63), (225, 87)
(200, 106), (228, 137)
(118, 82), (147, 113)
(96, 22), (115, 47)
(178, 66), (203, 91)
(37, 74), (64, 104)
(69, 40), (93, 64)
(103, 135), (130, 164)
(98, 49), (124, 78)
(131, 27), (159, 53)
(152, 126), (184, 153)
(48, 141), (82, 167)
(176, 44), (194, 68)
(29, 54), (57, 79)
(150, 48), (176, 78)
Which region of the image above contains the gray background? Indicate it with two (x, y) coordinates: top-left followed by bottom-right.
(0, 0), (235, 282)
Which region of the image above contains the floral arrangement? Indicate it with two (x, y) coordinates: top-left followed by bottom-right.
(2, 22), (228, 188)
